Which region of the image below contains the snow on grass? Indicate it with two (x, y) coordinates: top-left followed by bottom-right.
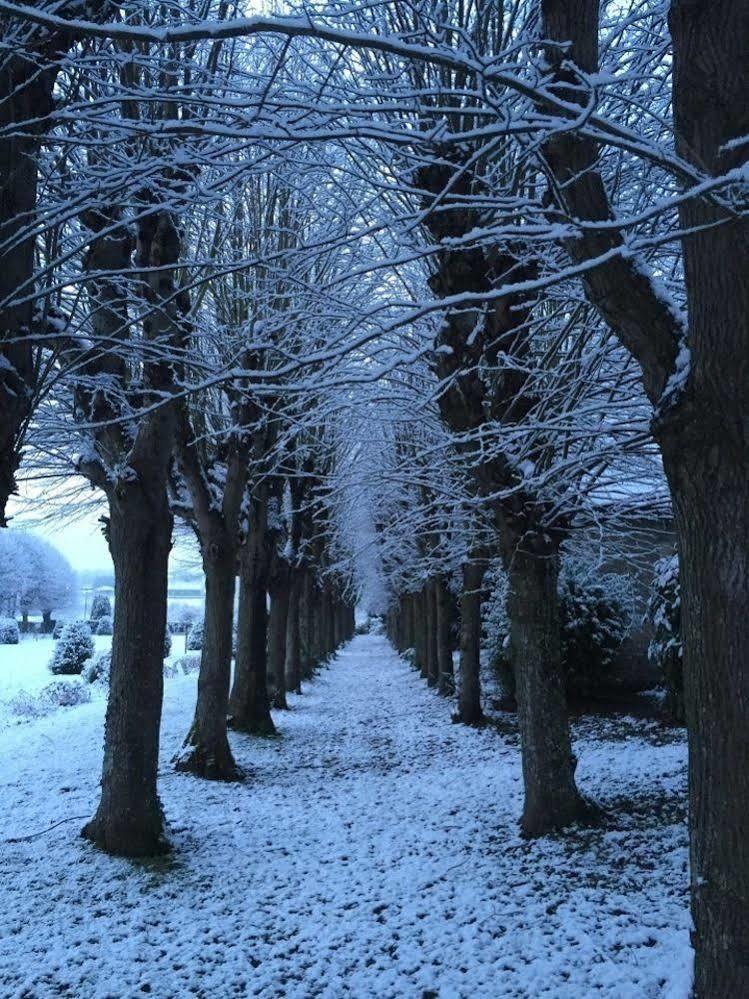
(0, 634), (691, 998)
(0, 636), (114, 728)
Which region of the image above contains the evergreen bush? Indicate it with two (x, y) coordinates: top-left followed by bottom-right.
(49, 621), (94, 675)
(647, 553), (683, 723)
(89, 593), (112, 623)
(0, 617), (20, 645)
(95, 615), (113, 635)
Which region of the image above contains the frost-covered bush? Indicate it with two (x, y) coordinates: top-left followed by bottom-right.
(95, 614), (113, 635)
(84, 643), (178, 685)
(41, 679), (92, 708)
(647, 553), (683, 723)
(559, 564), (630, 698)
(170, 652), (201, 677)
(52, 618), (66, 639)
(0, 617), (20, 644)
(10, 679), (91, 718)
(89, 593), (112, 623)
(186, 618), (204, 651)
(82, 649), (111, 686)
(482, 565), (513, 699)
(49, 621), (94, 675)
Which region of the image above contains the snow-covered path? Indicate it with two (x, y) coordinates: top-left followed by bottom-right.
(0, 634), (690, 998)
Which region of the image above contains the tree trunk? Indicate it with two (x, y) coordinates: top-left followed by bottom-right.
(268, 580), (290, 709)
(506, 542), (588, 837)
(229, 525), (275, 736)
(82, 490), (172, 856)
(325, 590), (336, 656)
(425, 579), (438, 686)
(663, 463), (749, 996)
(458, 560), (484, 725)
(435, 576), (454, 696)
(299, 570), (317, 678)
(414, 590), (427, 677)
(175, 540), (241, 780)
(285, 573), (302, 694)
(665, 5), (749, 991)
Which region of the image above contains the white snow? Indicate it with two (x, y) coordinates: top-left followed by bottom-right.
(0, 634), (691, 997)
(0, 635), (112, 726)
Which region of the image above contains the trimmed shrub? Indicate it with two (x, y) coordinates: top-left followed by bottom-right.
(89, 593), (112, 623)
(49, 621), (94, 675)
(82, 649), (111, 686)
(95, 614), (113, 635)
(10, 679), (91, 718)
(0, 617), (20, 645)
(41, 679), (92, 707)
(52, 618), (66, 640)
(647, 554), (684, 723)
(172, 651), (201, 676)
(186, 618), (204, 651)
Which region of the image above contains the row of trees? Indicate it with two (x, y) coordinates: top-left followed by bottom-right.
(0, 1), (745, 994)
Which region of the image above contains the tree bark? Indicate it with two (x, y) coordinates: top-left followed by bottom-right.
(299, 570), (317, 678)
(458, 559), (484, 725)
(506, 540), (588, 837)
(325, 589), (336, 657)
(268, 578), (290, 709)
(414, 590), (428, 677)
(285, 573), (302, 694)
(425, 579), (439, 687)
(175, 539), (241, 780)
(541, 0), (749, 988)
(435, 576), (454, 696)
(82, 489), (172, 856)
(229, 509), (275, 736)
(665, 4), (749, 992)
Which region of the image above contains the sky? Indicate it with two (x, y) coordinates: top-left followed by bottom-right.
(7, 495), (200, 577)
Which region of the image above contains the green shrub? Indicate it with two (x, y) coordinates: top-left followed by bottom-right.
(49, 621), (94, 675)
(647, 554), (683, 723)
(0, 617), (20, 645)
(186, 619), (204, 651)
(95, 614), (113, 635)
(89, 593), (112, 623)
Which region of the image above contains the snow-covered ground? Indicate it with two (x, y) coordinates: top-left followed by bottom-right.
(0, 635), (113, 729)
(0, 633), (691, 998)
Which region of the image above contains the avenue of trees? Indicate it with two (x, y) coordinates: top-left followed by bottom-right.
(0, 2), (745, 995)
